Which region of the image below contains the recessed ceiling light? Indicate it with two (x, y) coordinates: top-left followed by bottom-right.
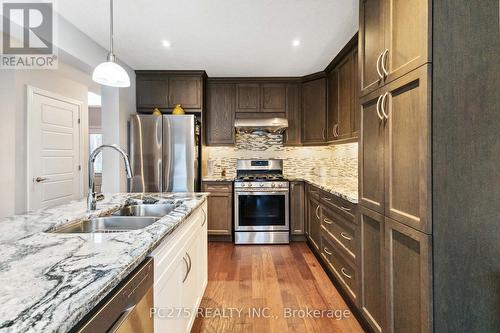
(292, 39), (301, 47)
(162, 40), (171, 48)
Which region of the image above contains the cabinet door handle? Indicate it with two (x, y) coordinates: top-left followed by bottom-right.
(186, 252), (192, 274)
(315, 205), (320, 219)
(340, 206), (352, 212)
(341, 267), (353, 279)
(182, 255), (189, 283)
(324, 247), (333, 255)
(335, 124), (340, 137)
(381, 49), (389, 77)
(376, 95), (384, 121)
(380, 92), (389, 119)
(322, 128), (326, 140)
(323, 218), (333, 225)
(376, 51), (384, 80)
(201, 208), (207, 227)
(340, 232), (353, 241)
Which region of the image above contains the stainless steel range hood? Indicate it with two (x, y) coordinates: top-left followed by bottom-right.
(234, 117), (288, 134)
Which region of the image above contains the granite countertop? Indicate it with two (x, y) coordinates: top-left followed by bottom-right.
(286, 175), (358, 204)
(0, 192), (208, 333)
(202, 176), (235, 182)
(202, 175), (358, 203)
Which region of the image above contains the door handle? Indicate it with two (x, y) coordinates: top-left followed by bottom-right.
(376, 51), (384, 80)
(182, 255), (189, 283)
(201, 208), (207, 227)
(376, 95), (384, 121)
(381, 49), (389, 77)
(35, 177), (48, 183)
(380, 92), (389, 120)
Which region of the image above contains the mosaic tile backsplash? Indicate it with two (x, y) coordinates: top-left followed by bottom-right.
(203, 132), (358, 179)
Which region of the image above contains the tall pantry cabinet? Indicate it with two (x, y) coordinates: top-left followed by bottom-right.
(360, 1), (499, 332)
(358, 0), (432, 332)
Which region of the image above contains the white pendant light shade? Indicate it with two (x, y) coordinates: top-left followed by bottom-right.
(92, 0), (130, 88)
(92, 60), (130, 87)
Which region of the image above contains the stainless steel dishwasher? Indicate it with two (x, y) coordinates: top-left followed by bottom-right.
(73, 258), (154, 333)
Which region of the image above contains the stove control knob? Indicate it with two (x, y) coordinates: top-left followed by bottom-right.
(259, 183), (264, 187)
(278, 183), (283, 187)
(271, 183), (276, 188)
(247, 183), (252, 187)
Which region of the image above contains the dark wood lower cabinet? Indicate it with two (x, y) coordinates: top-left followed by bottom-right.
(360, 206), (385, 333)
(202, 182), (233, 238)
(307, 196), (321, 251)
(290, 181), (305, 236)
(385, 218), (431, 333)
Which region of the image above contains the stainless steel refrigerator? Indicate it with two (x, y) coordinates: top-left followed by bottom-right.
(128, 114), (199, 193)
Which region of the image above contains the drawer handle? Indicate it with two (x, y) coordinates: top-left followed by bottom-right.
(182, 255), (189, 283)
(323, 197), (332, 201)
(340, 206), (351, 212)
(201, 207), (207, 227)
(324, 247), (333, 255)
(323, 218), (333, 225)
(341, 267), (353, 280)
(311, 190), (318, 194)
(315, 205), (321, 219)
(340, 232), (352, 241)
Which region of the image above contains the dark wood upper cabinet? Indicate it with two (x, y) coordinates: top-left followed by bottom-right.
(168, 76), (202, 109)
(326, 69), (339, 141)
(382, 0), (431, 85)
(205, 83), (235, 146)
(302, 77), (327, 145)
(359, 0), (385, 97)
(360, 0), (430, 97)
(383, 66), (431, 234)
(337, 56), (353, 140)
(261, 83), (286, 113)
(236, 84), (260, 112)
(352, 49), (360, 137)
(283, 83), (301, 146)
(136, 76), (169, 109)
(326, 37), (358, 142)
(136, 71), (205, 112)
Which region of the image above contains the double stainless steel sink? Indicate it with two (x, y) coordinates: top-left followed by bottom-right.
(50, 204), (176, 234)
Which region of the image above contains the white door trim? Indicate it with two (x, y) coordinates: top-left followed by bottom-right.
(26, 85), (84, 211)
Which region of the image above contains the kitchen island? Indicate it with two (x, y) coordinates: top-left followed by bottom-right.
(0, 193), (208, 333)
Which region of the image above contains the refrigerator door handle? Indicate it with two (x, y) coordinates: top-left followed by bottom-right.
(162, 116), (174, 192)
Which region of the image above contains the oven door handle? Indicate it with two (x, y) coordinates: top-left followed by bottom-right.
(235, 191), (289, 195)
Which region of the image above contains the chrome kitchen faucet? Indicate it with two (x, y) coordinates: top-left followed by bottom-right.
(87, 144), (133, 210)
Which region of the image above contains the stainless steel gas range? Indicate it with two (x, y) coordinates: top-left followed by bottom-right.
(234, 159), (289, 244)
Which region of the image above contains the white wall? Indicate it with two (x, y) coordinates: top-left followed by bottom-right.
(0, 14), (136, 216)
(0, 71), (16, 217)
(101, 69), (136, 193)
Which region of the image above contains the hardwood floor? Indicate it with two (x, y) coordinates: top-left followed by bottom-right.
(191, 242), (364, 333)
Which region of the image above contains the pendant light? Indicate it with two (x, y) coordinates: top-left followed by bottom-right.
(92, 0), (130, 87)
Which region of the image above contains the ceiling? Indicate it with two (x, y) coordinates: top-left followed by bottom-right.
(57, 0), (359, 77)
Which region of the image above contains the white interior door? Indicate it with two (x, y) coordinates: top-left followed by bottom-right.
(28, 86), (83, 211)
